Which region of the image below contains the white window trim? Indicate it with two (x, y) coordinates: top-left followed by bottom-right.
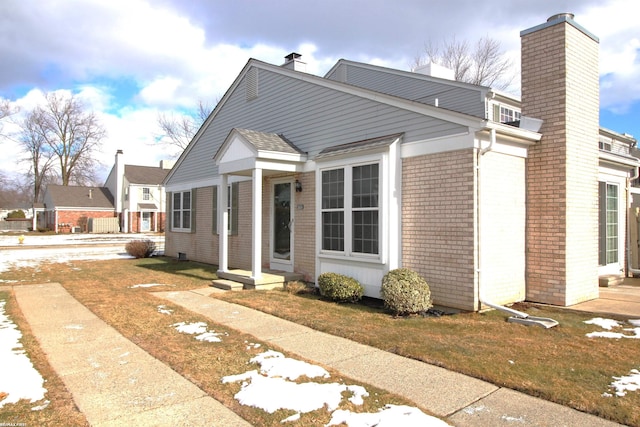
(316, 152), (385, 263)
(172, 190), (191, 232)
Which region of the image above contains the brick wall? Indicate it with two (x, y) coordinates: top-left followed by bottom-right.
(402, 149), (477, 311)
(522, 16), (600, 305)
(49, 210), (116, 233)
(293, 172), (316, 281)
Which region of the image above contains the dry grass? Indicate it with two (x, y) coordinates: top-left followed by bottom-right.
(0, 258), (432, 426)
(216, 287), (640, 426)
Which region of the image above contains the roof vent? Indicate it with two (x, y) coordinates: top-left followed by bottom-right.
(282, 52), (306, 72)
(547, 13), (574, 22)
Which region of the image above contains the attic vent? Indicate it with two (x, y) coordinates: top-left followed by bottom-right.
(246, 68), (258, 101)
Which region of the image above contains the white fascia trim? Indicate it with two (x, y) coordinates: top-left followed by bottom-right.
(599, 165), (636, 180)
(401, 132), (474, 158)
(258, 151), (307, 162)
(219, 157), (256, 175)
(165, 176), (250, 193)
(484, 121), (542, 143)
(255, 159), (304, 172)
(599, 151), (640, 169)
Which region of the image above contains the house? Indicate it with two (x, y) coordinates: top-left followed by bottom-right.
(41, 185), (116, 233)
(163, 13), (640, 311)
(104, 150), (172, 233)
(40, 151), (172, 234)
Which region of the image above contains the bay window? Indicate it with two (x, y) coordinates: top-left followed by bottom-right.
(321, 163), (379, 256)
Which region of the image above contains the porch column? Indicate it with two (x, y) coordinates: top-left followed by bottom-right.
(219, 174), (229, 272)
(252, 168), (263, 280)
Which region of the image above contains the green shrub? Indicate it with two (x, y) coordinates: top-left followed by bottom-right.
(7, 210), (25, 219)
(380, 268), (432, 315)
(125, 239), (156, 258)
(317, 272), (364, 303)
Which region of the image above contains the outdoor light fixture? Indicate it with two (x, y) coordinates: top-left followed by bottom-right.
(295, 180), (302, 192)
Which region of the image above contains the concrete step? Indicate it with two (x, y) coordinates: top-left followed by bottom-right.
(599, 274), (625, 287)
(211, 279), (244, 291)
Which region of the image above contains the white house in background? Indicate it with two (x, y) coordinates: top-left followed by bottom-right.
(162, 14), (640, 311)
(104, 150), (173, 233)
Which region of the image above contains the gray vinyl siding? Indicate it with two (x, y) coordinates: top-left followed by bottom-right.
(326, 63), (486, 118)
(167, 67), (466, 185)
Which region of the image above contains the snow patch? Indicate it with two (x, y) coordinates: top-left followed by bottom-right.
(0, 300), (48, 408)
(609, 369), (640, 397)
(327, 405), (450, 426)
(585, 318), (640, 339)
(172, 321), (225, 342)
(584, 318), (621, 330)
(250, 350), (330, 380)
(157, 305), (173, 315)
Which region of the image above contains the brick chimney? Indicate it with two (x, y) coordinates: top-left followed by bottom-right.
(521, 14), (600, 305)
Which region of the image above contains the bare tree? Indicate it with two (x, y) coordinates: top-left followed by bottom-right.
(0, 99), (18, 135)
(17, 109), (56, 202)
(28, 92), (106, 186)
(157, 100), (213, 152)
(0, 172), (32, 208)
(414, 36), (514, 90)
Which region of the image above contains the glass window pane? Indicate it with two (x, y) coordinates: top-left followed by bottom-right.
(322, 211), (344, 251)
(353, 210), (378, 254)
(183, 191), (191, 209)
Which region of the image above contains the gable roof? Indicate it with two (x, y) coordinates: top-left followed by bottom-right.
(45, 185), (114, 209)
(124, 165), (170, 185)
(164, 57), (489, 185)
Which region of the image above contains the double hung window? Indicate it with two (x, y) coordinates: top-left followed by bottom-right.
(321, 163), (379, 256)
(172, 191), (191, 231)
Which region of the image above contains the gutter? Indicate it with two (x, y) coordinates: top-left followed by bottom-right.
(476, 128), (495, 311)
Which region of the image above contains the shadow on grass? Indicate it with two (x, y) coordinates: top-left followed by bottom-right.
(135, 256), (220, 281)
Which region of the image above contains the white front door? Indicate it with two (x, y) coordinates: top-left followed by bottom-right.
(141, 212), (151, 232)
(270, 180), (294, 272)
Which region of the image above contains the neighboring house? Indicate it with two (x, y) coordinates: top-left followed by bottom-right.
(41, 185), (116, 233)
(163, 14), (640, 311)
(104, 150), (172, 233)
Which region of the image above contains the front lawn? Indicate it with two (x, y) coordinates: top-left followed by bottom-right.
(1, 257), (638, 426)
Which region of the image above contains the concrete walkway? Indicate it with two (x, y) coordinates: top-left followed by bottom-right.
(12, 283), (249, 427)
(567, 279), (640, 318)
(9, 282), (624, 426)
(155, 287), (622, 427)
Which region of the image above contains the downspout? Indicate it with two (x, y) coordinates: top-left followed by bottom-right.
(476, 128), (496, 310)
(627, 166), (640, 276)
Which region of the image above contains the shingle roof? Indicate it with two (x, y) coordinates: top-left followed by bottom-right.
(234, 128), (305, 154)
(46, 185), (114, 209)
(124, 165), (171, 185)
(316, 133), (403, 160)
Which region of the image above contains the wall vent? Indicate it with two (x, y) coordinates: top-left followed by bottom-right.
(246, 68), (258, 101)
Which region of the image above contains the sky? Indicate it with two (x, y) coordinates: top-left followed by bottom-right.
(0, 0), (639, 184)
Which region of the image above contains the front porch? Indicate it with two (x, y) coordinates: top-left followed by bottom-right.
(212, 269), (304, 291)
